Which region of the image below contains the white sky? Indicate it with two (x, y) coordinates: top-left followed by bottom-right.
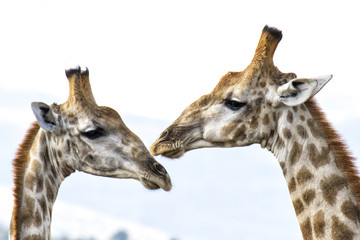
(1, 0), (359, 124)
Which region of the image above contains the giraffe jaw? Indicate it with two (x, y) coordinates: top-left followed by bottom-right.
(150, 138), (186, 159)
(138, 161), (172, 191)
(140, 177), (172, 191)
(151, 139), (214, 159)
(150, 142), (185, 159)
(161, 148), (185, 159)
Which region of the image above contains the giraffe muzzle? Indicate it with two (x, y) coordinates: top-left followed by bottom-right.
(138, 160), (172, 191)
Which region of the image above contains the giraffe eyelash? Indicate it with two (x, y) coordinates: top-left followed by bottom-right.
(80, 127), (106, 140)
(224, 99), (247, 111)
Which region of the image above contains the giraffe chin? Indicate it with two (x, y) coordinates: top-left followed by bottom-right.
(161, 148), (185, 159)
(140, 178), (172, 191)
(150, 141), (185, 159)
(140, 179), (161, 190)
(151, 144), (185, 159)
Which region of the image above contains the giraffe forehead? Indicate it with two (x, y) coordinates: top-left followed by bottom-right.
(214, 72), (248, 93)
(212, 71), (270, 100)
(61, 105), (124, 128)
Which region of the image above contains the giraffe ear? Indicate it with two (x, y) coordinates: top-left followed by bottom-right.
(31, 102), (59, 132)
(277, 75), (332, 106)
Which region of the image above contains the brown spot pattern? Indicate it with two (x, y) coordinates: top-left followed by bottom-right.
(22, 195), (35, 228)
(308, 144), (330, 169)
(332, 216), (354, 240)
(296, 166), (314, 186)
(40, 146), (50, 166)
(307, 119), (322, 138)
(222, 120), (243, 136)
(36, 176), (44, 193)
(262, 113), (270, 125)
(275, 137), (285, 150)
(24, 195), (35, 211)
(249, 117), (258, 129)
(300, 104), (307, 111)
(289, 177), (297, 193)
(45, 180), (55, 202)
(57, 150), (62, 159)
(341, 200), (360, 224)
(66, 139), (71, 153)
(296, 125), (308, 139)
(313, 210), (325, 238)
(31, 159), (41, 174)
(300, 217), (313, 240)
(272, 112), (277, 122)
(50, 163), (57, 178)
(289, 141), (302, 166)
(283, 128), (292, 139)
(34, 209), (42, 227)
(256, 106), (262, 115)
(39, 196), (48, 217)
(25, 173), (36, 192)
(280, 162), (287, 176)
(131, 147), (144, 159)
(293, 198), (304, 215)
(233, 125), (247, 141)
(302, 189), (316, 205)
(320, 174), (348, 205)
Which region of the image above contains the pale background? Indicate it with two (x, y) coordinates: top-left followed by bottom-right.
(0, 0), (359, 239)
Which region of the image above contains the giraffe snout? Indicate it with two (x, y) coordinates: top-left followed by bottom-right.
(139, 160), (172, 191)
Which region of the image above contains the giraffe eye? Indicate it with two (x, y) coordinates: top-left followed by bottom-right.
(80, 128), (106, 140)
(224, 100), (246, 111)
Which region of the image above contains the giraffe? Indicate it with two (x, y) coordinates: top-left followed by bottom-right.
(10, 67), (172, 240)
(151, 26), (360, 239)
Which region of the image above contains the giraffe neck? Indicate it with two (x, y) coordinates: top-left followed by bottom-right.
(267, 100), (360, 240)
(11, 123), (73, 240)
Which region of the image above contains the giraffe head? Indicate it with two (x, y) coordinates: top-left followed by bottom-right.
(32, 67), (171, 191)
(151, 26), (332, 158)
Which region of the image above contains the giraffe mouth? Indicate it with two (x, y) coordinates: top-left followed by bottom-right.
(162, 148), (185, 159)
(138, 161), (172, 191)
(150, 140), (186, 159)
(140, 178), (160, 189)
(139, 176), (172, 191)
(151, 138), (214, 159)
(140, 178), (163, 190)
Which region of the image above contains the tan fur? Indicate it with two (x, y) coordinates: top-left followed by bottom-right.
(11, 122), (40, 239)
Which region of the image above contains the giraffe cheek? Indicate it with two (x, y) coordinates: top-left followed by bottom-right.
(231, 124), (247, 142)
(203, 125), (225, 142)
(202, 129), (217, 142)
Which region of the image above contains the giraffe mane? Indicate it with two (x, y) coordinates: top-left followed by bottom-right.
(11, 121), (40, 238)
(305, 98), (360, 205)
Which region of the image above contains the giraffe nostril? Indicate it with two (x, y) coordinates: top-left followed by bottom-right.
(152, 162), (168, 175)
(159, 128), (172, 140)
